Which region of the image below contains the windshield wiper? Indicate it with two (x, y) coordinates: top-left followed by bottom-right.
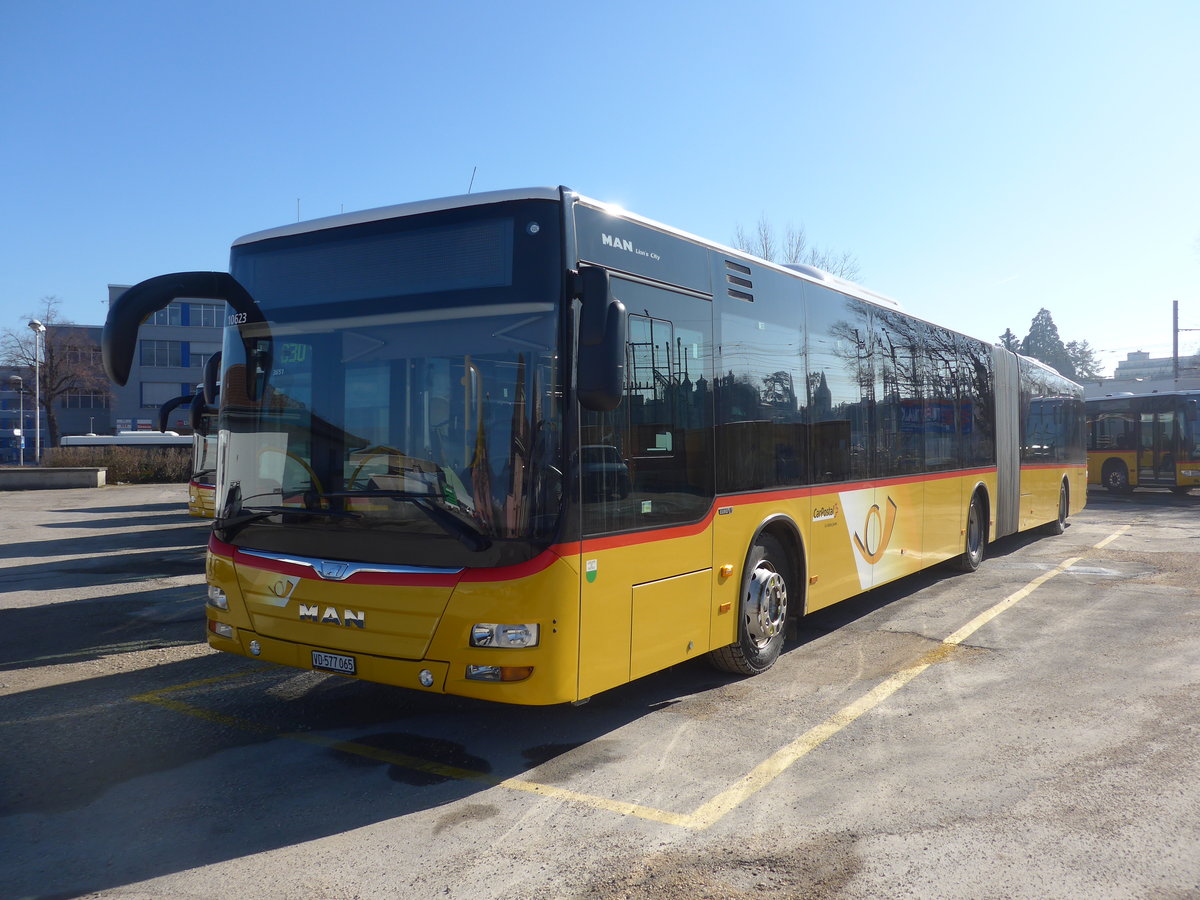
(215, 505), (362, 541)
(322, 490), (492, 552)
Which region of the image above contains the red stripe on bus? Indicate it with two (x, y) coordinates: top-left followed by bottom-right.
(206, 463), (1024, 578)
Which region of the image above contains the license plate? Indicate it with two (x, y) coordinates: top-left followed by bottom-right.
(312, 650), (356, 676)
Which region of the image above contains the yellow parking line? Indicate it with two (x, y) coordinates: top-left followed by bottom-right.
(130, 527), (1127, 831)
(1093, 524), (1131, 550)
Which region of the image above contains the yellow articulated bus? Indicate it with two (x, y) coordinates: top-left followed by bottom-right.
(1086, 391), (1200, 495)
(102, 188), (1085, 705)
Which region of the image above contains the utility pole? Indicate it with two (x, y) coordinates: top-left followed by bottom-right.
(1175, 300), (1200, 382)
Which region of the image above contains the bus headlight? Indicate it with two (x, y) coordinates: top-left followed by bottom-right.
(207, 585), (228, 610)
(470, 623), (539, 648)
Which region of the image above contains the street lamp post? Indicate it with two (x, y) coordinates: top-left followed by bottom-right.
(28, 319), (46, 465)
(7, 375), (23, 466)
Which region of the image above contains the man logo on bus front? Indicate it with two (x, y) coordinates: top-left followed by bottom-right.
(853, 497), (898, 565)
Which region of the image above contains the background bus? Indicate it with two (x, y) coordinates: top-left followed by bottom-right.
(1086, 391), (1200, 493)
(156, 389), (218, 517)
(188, 428), (218, 517)
(101, 187), (1085, 706)
(60, 431), (191, 449)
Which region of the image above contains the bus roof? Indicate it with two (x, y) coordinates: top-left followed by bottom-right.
(233, 187), (563, 247)
(230, 186), (1070, 380)
(233, 185), (904, 307)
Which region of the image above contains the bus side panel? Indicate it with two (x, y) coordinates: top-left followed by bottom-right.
(630, 569), (711, 680)
(868, 480), (924, 585)
(804, 486), (866, 613)
(1019, 465), (1063, 531)
(924, 472), (964, 560)
(577, 528), (712, 699)
(1070, 465), (1088, 514)
(711, 494), (809, 639)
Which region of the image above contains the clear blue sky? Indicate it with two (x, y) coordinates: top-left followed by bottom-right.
(3, 0), (1198, 375)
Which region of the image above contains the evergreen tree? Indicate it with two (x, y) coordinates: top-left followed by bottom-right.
(998, 328), (1021, 352)
(1020, 308), (1076, 379)
(1065, 339), (1102, 380)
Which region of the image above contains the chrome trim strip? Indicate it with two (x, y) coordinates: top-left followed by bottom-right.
(238, 549), (463, 581)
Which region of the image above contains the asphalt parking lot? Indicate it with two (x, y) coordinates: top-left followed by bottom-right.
(1, 483), (1198, 899)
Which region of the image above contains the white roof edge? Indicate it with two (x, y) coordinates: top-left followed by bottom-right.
(232, 187), (563, 246)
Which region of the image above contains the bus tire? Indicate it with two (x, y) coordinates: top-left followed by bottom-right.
(1102, 460), (1132, 494)
(1170, 486), (1193, 495)
(709, 533), (791, 676)
(1042, 481), (1068, 535)
(953, 492), (987, 572)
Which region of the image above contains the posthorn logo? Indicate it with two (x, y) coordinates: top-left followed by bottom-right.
(853, 497), (899, 565)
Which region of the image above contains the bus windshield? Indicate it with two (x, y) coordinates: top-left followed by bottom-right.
(215, 203), (564, 567)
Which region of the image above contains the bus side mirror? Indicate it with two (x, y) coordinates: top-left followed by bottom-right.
(156, 393), (192, 433)
(203, 351), (222, 406)
(102, 272), (267, 400)
(190, 390), (212, 435)
(574, 267), (626, 412)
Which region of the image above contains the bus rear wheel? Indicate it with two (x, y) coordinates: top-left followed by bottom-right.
(1043, 481), (1068, 535)
(1102, 460), (1132, 494)
(953, 493), (986, 572)
(709, 533), (791, 676)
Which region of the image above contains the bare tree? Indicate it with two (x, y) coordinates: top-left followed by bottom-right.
(733, 214), (862, 281)
(1, 297), (111, 450)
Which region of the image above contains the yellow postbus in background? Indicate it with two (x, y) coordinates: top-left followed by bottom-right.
(103, 188), (1085, 705)
(157, 387), (218, 517)
(1086, 391), (1200, 494)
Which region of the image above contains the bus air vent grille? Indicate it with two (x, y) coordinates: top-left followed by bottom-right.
(725, 260), (754, 302)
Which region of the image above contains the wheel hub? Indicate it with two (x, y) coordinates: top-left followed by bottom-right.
(745, 563), (787, 648)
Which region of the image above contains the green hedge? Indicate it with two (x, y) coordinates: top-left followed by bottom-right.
(44, 447), (192, 484)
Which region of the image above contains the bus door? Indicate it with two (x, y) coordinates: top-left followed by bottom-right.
(576, 277), (715, 697)
(1137, 400), (1179, 486)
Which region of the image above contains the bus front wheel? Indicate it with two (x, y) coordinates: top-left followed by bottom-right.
(709, 533), (791, 676)
(1102, 460), (1132, 494)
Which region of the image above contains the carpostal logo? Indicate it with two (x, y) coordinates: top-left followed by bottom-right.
(813, 503), (839, 523)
